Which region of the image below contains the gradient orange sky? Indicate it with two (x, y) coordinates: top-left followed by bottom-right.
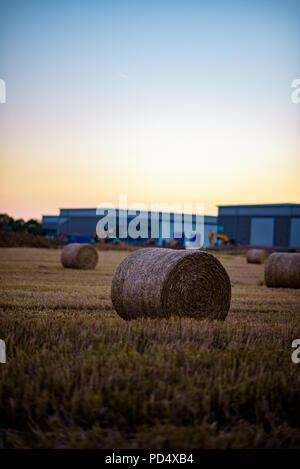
(1, 0), (300, 220)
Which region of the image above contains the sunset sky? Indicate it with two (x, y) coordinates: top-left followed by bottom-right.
(0, 0), (299, 220)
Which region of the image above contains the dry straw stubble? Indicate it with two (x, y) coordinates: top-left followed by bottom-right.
(111, 247), (231, 320)
(61, 243), (98, 270)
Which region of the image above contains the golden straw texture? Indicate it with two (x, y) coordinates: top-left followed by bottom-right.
(61, 243), (98, 270)
(111, 248), (231, 320)
(246, 249), (269, 264)
(265, 252), (300, 288)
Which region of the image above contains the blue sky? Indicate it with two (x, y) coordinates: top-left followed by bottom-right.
(0, 0), (299, 219)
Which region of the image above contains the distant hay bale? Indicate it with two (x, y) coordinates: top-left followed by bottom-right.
(265, 253), (300, 288)
(61, 243), (98, 270)
(246, 249), (269, 264)
(111, 248), (231, 320)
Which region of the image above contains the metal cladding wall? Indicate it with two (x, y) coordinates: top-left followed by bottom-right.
(64, 216), (98, 237)
(274, 217), (290, 246)
(290, 218), (300, 246)
(42, 216), (60, 235)
(237, 216), (251, 245)
(42, 209), (218, 247)
(217, 215), (238, 241)
(218, 204), (300, 247)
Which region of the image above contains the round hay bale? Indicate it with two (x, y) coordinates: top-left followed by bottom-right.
(265, 252), (300, 288)
(246, 249), (269, 264)
(61, 243), (98, 270)
(111, 248), (231, 320)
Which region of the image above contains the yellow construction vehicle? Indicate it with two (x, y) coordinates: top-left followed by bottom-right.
(208, 230), (230, 247)
(165, 239), (185, 248)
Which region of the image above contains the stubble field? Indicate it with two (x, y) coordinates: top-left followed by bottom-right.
(0, 247), (299, 448)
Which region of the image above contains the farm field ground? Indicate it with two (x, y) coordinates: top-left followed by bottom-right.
(0, 247), (299, 449)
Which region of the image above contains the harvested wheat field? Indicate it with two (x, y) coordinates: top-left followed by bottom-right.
(0, 247), (300, 449)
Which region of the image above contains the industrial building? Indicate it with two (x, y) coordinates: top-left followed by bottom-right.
(43, 203), (300, 248)
(217, 204), (300, 247)
(42, 208), (219, 247)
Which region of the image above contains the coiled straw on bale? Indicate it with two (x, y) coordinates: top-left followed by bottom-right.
(246, 249), (269, 264)
(265, 252), (300, 288)
(111, 248), (231, 320)
(61, 243), (98, 270)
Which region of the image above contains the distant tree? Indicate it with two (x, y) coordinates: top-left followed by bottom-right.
(0, 214), (42, 234)
(11, 218), (26, 232)
(25, 219), (42, 235)
(0, 213), (13, 228)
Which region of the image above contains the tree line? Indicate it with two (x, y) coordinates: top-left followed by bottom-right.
(0, 214), (42, 235)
